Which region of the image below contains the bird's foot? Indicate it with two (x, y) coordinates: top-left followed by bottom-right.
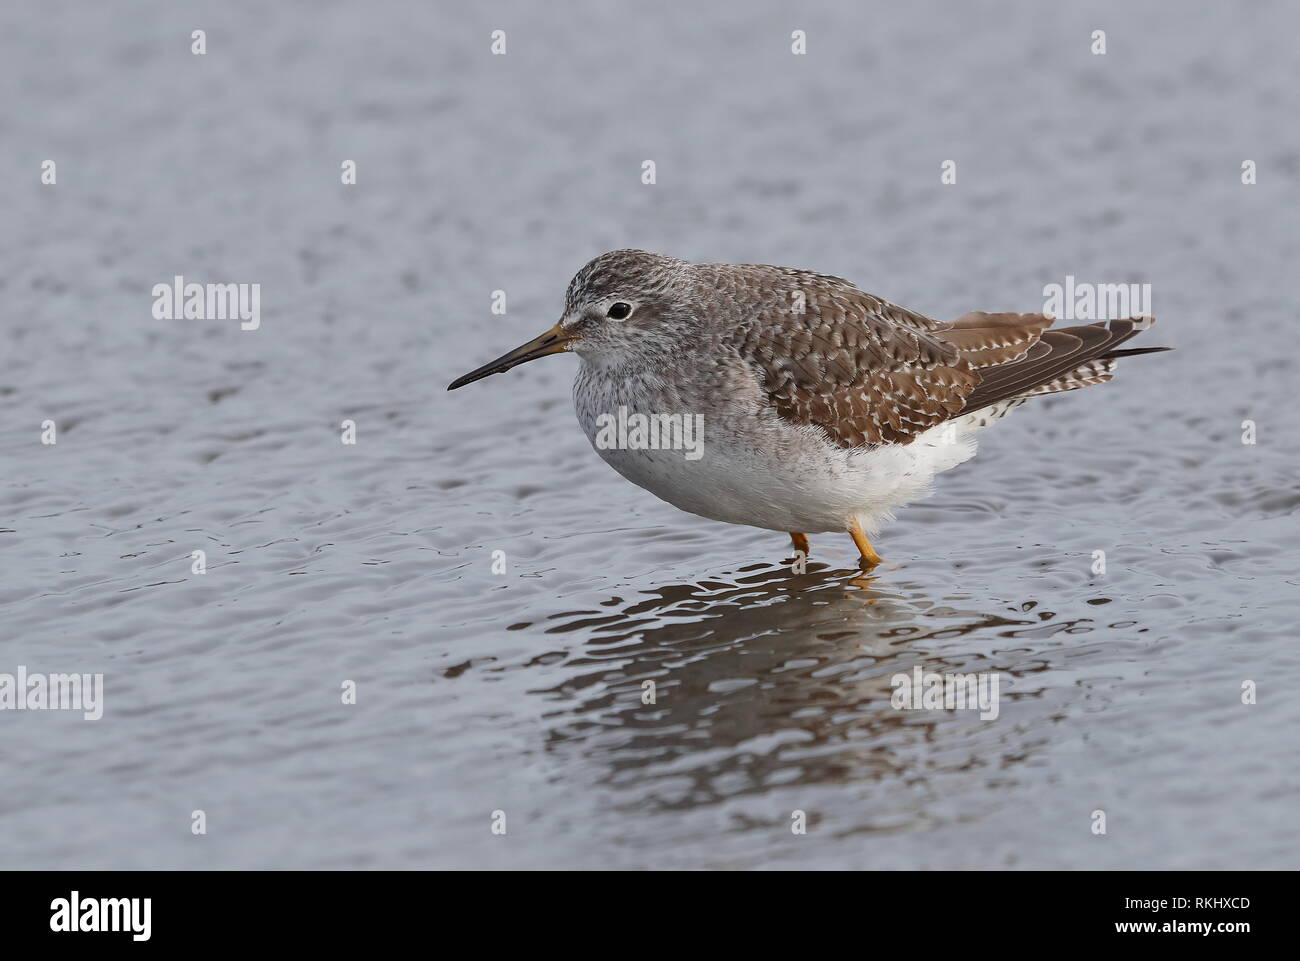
(785, 532), (810, 569)
(847, 517), (883, 569)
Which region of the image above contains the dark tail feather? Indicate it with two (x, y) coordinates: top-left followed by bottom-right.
(963, 318), (1168, 413)
(1103, 345), (1173, 359)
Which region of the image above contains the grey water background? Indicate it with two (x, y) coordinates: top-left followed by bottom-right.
(2, 0), (1297, 869)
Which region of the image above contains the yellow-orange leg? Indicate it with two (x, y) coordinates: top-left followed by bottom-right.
(789, 532), (809, 555)
(846, 517), (882, 569)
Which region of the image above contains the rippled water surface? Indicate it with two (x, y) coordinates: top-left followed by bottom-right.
(3, 0), (1298, 869)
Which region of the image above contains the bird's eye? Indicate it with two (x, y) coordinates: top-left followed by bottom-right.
(606, 302), (633, 320)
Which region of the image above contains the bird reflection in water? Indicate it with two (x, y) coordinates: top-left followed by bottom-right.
(515, 562), (1092, 827)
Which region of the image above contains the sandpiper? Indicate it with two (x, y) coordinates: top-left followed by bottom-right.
(449, 250), (1168, 569)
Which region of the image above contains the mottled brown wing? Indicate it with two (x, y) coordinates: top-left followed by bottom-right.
(724, 275), (1049, 448)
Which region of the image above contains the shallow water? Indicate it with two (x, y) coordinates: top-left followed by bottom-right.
(2, 0), (1298, 869)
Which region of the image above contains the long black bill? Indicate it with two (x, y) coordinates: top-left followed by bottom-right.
(447, 324), (575, 391)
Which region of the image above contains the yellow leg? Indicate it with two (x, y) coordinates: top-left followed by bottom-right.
(846, 517), (882, 569)
(789, 532), (809, 555)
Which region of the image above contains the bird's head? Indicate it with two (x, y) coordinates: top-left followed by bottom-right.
(448, 249), (692, 390)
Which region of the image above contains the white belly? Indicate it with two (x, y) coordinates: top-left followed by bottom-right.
(573, 363), (991, 534)
(585, 425), (977, 533)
